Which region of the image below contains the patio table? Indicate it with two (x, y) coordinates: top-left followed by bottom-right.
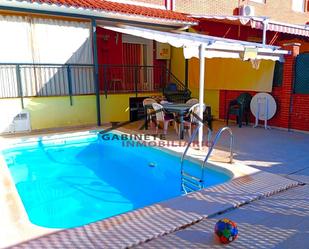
(144, 103), (212, 139)
(163, 103), (193, 139)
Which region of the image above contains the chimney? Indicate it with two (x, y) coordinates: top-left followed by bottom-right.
(165, 0), (175, 11)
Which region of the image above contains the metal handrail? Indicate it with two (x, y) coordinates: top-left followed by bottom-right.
(203, 126), (234, 166)
(180, 123), (211, 193)
(180, 125), (233, 193)
(180, 123), (211, 167)
(165, 68), (191, 93)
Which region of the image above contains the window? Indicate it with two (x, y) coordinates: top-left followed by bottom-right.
(292, 0), (305, 12)
(122, 34), (154, 91)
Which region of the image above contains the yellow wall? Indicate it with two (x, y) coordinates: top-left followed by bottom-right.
(100, 92), (160, 123)
(187, 57), (276, 118)
(0, 93), (161, 132)
(170, 23), (276, 119)
(101, 95), (130, 123)
(187, 61), (220, 118)
(170, 46), (221, 118)
(189, 57), (275, 92)
(170, 47), (185, 83)
(0, 96), (97, 132)
(27, 96), (97, 129)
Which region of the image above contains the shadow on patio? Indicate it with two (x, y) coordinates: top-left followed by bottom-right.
(139, 185), (309, 249)
(119, 119), (309, 184)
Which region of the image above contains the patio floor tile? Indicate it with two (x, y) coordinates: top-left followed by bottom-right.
(138, 185), (309, 249)
(9, 171), (299, 249)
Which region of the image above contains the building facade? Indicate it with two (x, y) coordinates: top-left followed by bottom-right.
(170, 0), (309, 132)
(0, 0), (308, 133)
(175, 0), (309, 25)
(0, 0), (195, 132)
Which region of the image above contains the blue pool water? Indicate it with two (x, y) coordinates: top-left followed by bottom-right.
(2, 132), (231, 229)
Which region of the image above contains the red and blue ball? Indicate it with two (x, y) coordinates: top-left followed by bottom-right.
(214, 218), (238, 244)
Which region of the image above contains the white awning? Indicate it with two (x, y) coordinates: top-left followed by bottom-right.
(191, 15), (309, 37)
(102, 24), (289, 62)
(101, 24), (289, 148)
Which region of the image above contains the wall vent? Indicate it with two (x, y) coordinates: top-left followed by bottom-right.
(7, 111), (31, 133)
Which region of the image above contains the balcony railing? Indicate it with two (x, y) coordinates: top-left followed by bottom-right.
(99, 64), (169, 95)
(0, 63), (190, 104)
(0, 63), (95, 98)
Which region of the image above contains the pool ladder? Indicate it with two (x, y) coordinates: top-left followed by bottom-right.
(180, 125), (234, 194)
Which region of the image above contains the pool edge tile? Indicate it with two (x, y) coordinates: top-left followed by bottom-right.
(8, 171), (300, 249)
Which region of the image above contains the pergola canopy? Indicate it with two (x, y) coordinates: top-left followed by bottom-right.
(102, 24), (289, 62)
(102, 24), (289, 147)
(191, 15), (309, 37)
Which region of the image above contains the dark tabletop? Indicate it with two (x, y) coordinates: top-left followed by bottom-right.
(161, 103), (193, 113)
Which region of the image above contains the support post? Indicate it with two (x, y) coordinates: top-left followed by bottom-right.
(91, 19), (101, 126)
(67, 65), (73, 106)
(185, 59), (189, 88)
(198, 44), (205, 149)
(185, 29), (189, 88)
(160, 67), (164, 94)
(283, 43), (300, 131)
(134, 66), (138, 98)
(16, 64), (24, 109)
(103, 65), (108, 98)
(262, 18), (268, 45)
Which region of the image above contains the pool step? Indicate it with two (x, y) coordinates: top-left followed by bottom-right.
(181, 126), (234, 194)
(181, 172), (203, 193)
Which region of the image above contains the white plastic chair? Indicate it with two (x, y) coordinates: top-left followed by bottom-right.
(143, 98), (157, 106)
(186, 98), (199, 105)
(182, 103), (206, 137)
(152, 103), (177, 135)
(143, 98), (157, 127)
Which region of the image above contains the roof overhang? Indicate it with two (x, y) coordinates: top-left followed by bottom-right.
(102, 24), (289, 62)
(0, 0), (197, 27)
(192, 15), (309, 37)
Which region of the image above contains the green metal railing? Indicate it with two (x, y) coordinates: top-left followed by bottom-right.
(0, 63), (190, 108)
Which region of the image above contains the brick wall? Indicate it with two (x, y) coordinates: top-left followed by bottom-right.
(176, 0), (309, 132)
(175, 0), (240, 16)
(107, 0), (166, 8)
(219, 90), (257, 122)
(219, 43), (309, 132)
(290, 94), (309, 131)
(175, 0), (309, 25)
(219, 91), (309, 132)
(248, 0), (309, 24)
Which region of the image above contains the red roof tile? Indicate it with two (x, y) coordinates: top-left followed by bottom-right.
(28, 0), (196, 23)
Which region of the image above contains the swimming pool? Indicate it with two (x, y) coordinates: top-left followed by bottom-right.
(1, 132), (231, 229)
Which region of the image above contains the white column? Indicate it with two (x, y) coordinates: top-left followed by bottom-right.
(262, 18), (268, 45)
(198, 43), (205, 149)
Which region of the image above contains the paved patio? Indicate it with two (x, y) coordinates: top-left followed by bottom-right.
(213, 122), (309, 184)
(7, 169), (300, 249)
(124, 119), (309, 184)
(126, 120), (309, 248)
(2, 120), (309, 248)
(138, 185), (309, 249)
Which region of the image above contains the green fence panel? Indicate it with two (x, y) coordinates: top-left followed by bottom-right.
(294, 53), (309, 94)
(272, 61), (284, 87)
